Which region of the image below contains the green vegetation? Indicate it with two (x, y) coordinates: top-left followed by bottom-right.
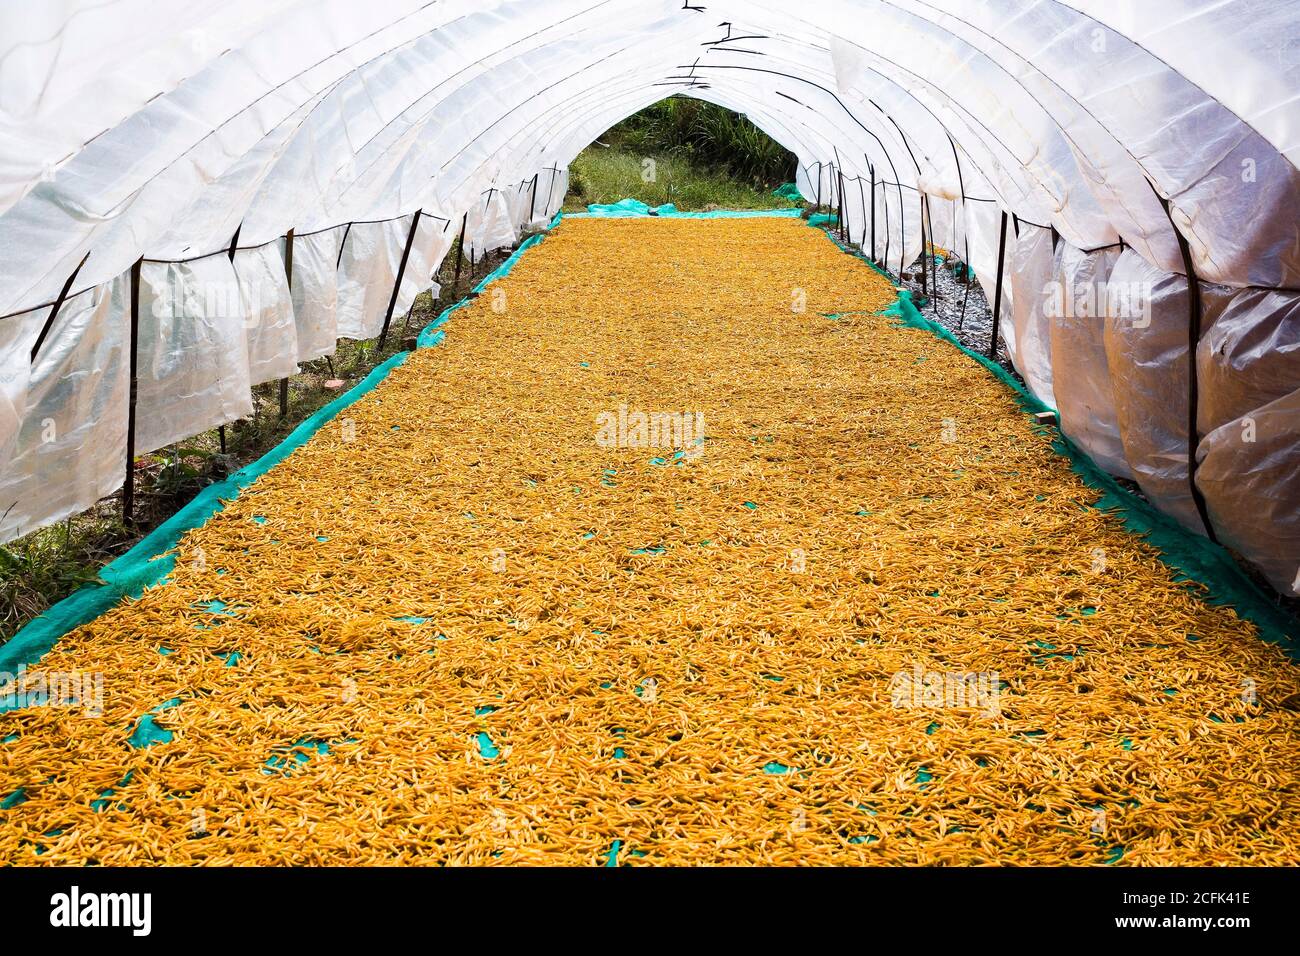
(565, 148), (795, 212)
(619, 98), (796, 184)
(564, 98), (800, 212)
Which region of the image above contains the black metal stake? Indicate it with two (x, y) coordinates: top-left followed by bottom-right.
(123, 258), (143, 528)
(280, 228), (294, 417)
(837, 169), (847, 240)
(988, 210), (1009, 360)
(869, 169), (876, 263)
(30, 252), (91, 364)
(378, 210), (422, 352)
(925, 195), (940, 305)
(919, 194), (928, 302)
(452, 212), (468, 291)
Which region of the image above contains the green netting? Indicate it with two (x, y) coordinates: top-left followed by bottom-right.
(773, 182), (803, 202)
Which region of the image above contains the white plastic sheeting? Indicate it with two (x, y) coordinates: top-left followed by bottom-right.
(0, 0), (1295, 594)
(1196, 291), (1300, 595)
(1049, 244), (1133, 480)
(1198, 388), (1300, 598)
(1007, 224), (1057, 409)
(0, 282), (128, 541)
(286, 230), (342, 363)
(136, 257), (255, 453)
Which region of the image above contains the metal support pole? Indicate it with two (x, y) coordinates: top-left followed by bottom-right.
(925, 195), (939, 305)
(919, 194), (928, 301)
(837, 170), (847, 240)
(279, 228), (294, 417)
(529, 173), (539, 224)
(869, 169), (876, 262)
(378, 210), (422, 352)
(452, 212), (468, 290)
(857, 179), (867, 251)
(123, 258), (143, 528)
(30, 253), (90, 363)
(988, 210), (1009, 360)
(335, 223), (352, 269)
(898, 198), (907, 281)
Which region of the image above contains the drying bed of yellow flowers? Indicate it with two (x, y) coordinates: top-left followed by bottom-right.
(2, 216), (1297, 866)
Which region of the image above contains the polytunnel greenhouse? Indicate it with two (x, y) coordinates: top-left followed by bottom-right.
(0, 0), (1298, 894)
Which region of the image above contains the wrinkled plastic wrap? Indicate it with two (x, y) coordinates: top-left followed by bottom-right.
(135, 257), (254, 455)
(1049, 243), (1133, 479)
(1101, 252), (1233, 533)
(335, 219), (404, 341)
(287, 228), (341, 363)
(967, 204), (1015, 354)
(233, 245), (299, 386)
(466, 189), (518, 264)
(1197, 387), (1300, 596)
(0, 282), (127, 542)
(1007, 223), (1057, 408)
(0, 308), (40, 460)
(1198, 287), (1300, 433)
(393, 215), (455, 322)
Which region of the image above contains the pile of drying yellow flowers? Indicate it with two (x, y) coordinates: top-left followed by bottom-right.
(2, 216), (1297, 865)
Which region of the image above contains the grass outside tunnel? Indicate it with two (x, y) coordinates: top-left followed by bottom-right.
(1, 216), (1297, 865)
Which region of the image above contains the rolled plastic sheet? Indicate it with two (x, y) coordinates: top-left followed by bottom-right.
(1197, 387), (1300, 597)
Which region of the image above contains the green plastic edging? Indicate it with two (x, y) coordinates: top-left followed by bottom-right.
(807, 222), (1298, 651)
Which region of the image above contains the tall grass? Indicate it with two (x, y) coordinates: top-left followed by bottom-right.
(565, 148), (795, 212)
(613, 98), (796, 186)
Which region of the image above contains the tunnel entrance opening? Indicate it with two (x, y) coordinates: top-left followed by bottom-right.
(564, 96), (798, 213)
